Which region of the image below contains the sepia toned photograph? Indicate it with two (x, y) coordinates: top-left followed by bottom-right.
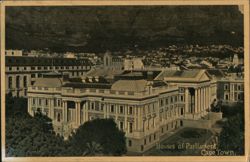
(1, 0), (249, 161)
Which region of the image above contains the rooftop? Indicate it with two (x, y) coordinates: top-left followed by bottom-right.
(5, 56), (92, 66)
(156, 69), (211, 82)
(33, 77), (63, 88)
(111, 79), (148, 92)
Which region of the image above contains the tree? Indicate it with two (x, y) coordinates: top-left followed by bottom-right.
(83, 141), (103, 156)
(6, 93), (28, 118)
(218, 113), (244, 155)
(5, 95), (69, 156)
(69, 118), (127, 156)
(6, 111), (70, 156)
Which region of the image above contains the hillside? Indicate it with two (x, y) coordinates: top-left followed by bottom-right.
(6, 6), (243, 52)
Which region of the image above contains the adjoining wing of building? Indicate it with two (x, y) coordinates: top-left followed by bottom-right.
(5, 50), (244, 153)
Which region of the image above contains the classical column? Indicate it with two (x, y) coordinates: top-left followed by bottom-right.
(28, 97), (31, 115)
(115, 105), (118, 122)
(85, 101), (89, 121)
(203, 87), (205, 114)
(195, 89), (198, 114)
(50, 99), (54, 120)
(231, 84), (234, 101)
(106, 103), (109, 118)
(103, 103), (106, 118)
(138, 106), (143, 131)
(208, 86), (211, 111)
(63, 101), (68, 122)
(125, 105), (128, 133)
(82, 101), (86, 123)
(134, 106), (137, 131)
(197, 88), (200, 114)
(204, 87), (207, 110)
(76, 101), (81, 126)
(207, 86), (209, 109)
(184, 88), (189, 114)
(200, 88), (203, 114)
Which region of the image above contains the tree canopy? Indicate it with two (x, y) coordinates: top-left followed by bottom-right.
(217, 103), (244, 155)
(5, 93), (127, 156)
(69, 118), (127, 156)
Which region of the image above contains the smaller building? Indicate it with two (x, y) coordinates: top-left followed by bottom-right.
(124, 58), (144, 70)
(217, 74), (244, 104)
(5, 50), (23, 57)
(232, 54), (239, 66)
(64, 52), (76, 59)
(103, 51), (124, 70)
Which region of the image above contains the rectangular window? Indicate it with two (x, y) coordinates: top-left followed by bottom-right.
(238, 85), (241, 91)
(129, 106), (133, 115)
(31, 74), (36, 78)
(38, 99), (42, 106)
(32, 98), (36, 105)
(54, 98), (57, 107)
(129, 122), (133, 133)
(101, 104), (104, 111)
(180, 95), (184, 102)
(120, 106), (124, 114)
(224, 84), (229, 90)
(38, 73), (42, 78)
(238, 94), (241, 100)
(166, 98), (169, 105)
(16, 76), (20, 88)
(225, 94), (229, 100)
(160, 99), (163, 107)
(120, 121), (123, 130)
(24, 89), (27, 96)
(58, 100), (61, 107)
(110, 105), (114, 113)
(8, 76), (12, 89)
(23, 76), (27, 87)
(45, 99), (48, 106)
(128, 140), (132, 147)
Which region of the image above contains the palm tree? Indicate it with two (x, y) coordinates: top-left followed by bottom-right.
(82, 141), (103, 156)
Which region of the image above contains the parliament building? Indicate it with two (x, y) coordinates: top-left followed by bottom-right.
(25, 53), (244, 153)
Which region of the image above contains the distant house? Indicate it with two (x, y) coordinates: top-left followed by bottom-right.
(124, 58), (144, 71)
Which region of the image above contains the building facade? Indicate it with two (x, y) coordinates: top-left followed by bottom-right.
(217, 77), (244, 103)
(5, 56), (92, 97)
(26, 69), (223, 153)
